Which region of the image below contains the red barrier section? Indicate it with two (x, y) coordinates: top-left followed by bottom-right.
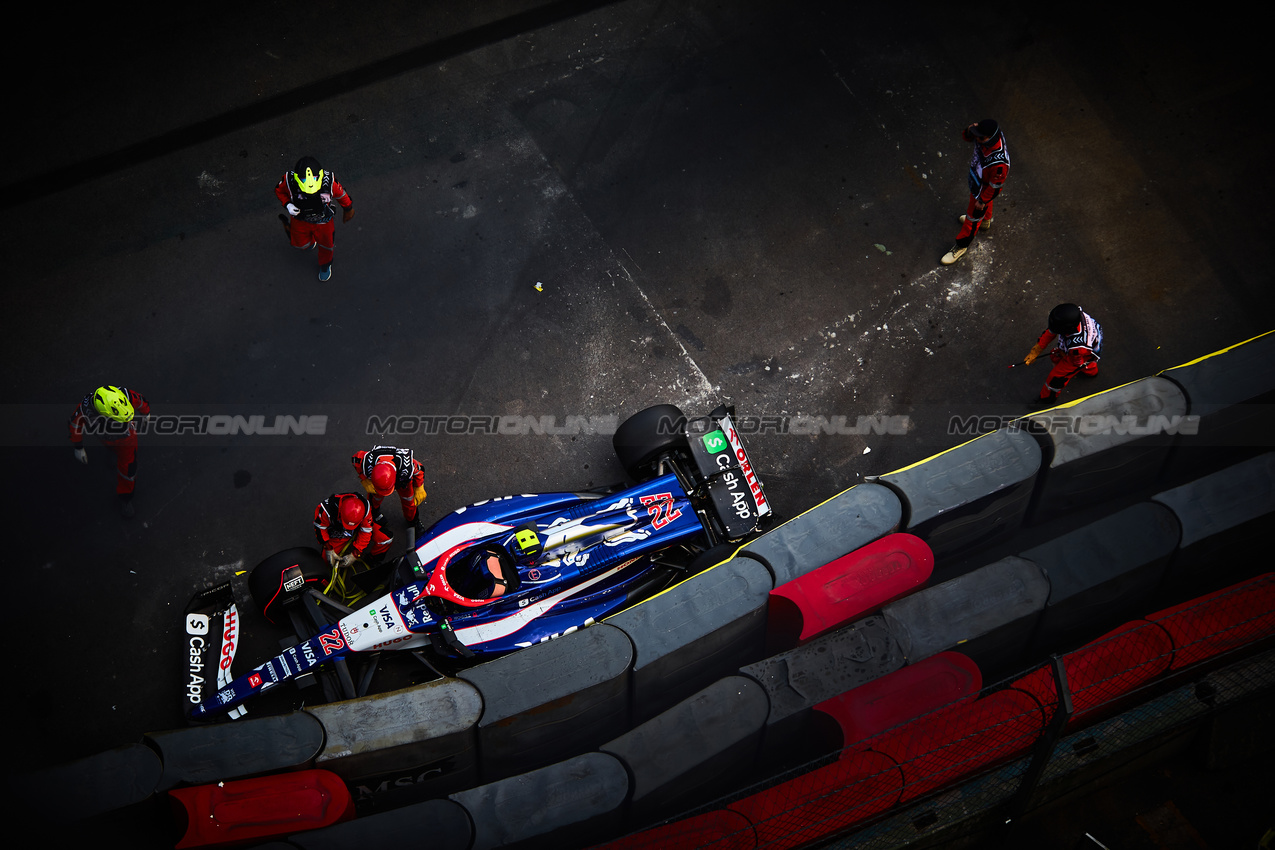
(596, 809), (755, 850)
(728, 751), (903, 849)
(169, 769), (355, 848)
(769, 533), (933, 645)
(815, 652), (982, 750)
(1148, 573), (1275, 670)
(1014, 620), (1175, 721)
(870, 689), (1044, 802)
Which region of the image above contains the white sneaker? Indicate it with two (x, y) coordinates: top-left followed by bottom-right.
(941, 245), (967, 265)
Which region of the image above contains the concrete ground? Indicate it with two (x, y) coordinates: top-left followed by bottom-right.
(3, 1), (1271, 846)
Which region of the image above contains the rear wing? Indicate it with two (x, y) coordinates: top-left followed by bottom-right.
(685, 408), (771, 540)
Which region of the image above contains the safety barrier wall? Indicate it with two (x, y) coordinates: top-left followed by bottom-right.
(22, 334), (1273, 845)
(597, 574), (1275, 850)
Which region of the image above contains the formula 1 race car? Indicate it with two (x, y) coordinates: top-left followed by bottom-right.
(183, 404), (770, 720)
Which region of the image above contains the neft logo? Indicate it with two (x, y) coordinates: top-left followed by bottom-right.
(186, 613), (210, 636)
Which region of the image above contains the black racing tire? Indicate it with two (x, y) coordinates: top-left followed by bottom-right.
(249, 547), (330, 624)
(613, 404), (689, 481)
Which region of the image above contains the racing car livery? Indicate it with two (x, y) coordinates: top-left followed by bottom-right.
(185, 404), (769, 720)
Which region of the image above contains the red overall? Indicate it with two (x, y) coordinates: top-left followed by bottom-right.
(1036, 310), (1103, 401)
(351, 446), (426, 523)
(955, 127), (1010, 246)
(314, 493), (394, 561)
(275, 171), (352, 267)
(69, 388), (150, 495)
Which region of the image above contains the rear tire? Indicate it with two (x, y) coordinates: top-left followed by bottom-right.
(248, 547), (329, 624)
(613, 404), (689, 481)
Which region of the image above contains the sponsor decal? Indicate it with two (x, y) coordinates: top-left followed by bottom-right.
(248, 673), (263, 689)
(721, 414), (769, 515)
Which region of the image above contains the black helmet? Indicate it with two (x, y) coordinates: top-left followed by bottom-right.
(1048, 303), (1082, 334)
(974, 119), (999, 140)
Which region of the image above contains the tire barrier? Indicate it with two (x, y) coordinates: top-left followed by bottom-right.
(1026, 376), (1189, 521)
(1159, 330), (1275, 484)
(605, 556), (772, 724)
(739, 482), (902, 586)
(168, 769), (354, 849)
(740, 616), (905, 765)
(813, 652), (982, 750)
(726, 750), (903, 849)
(1012, 620), (1175, 725)
(147, 712), (325, 790)
(1153, 453), (1275, 594)
(1147, 573), (1275, 671)
(17, 742), (162, 822)
(600, 675), (770, 826)
(1022, 501), (1180, 654)
(449, 752), (630, 850)
(766, 533), (933, 652)
(878, 428), (1041, 560)
(867, 687), (1045, 803)
(304, 677), (483, 811)
(880, 556), (1049, 678)
(458, 623), (633, 783)
(289, 799), (473, 850)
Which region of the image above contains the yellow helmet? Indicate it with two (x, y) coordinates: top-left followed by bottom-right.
(293, 156), (324, 193)
(93, 386), (135, 423)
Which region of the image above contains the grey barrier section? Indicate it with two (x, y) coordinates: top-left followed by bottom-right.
(877, 428), (1042, 561)
(1152, 453), (1275, 594)
(450, 752), (630, 850)
(1023, 501), (1181, 654)
(289, 798), (473, 850)
(458, 623), (633, 783)
(1026, 376), (1188, 521)
(880, 556), (1050, 678)
(305, 677), (483, 809)
(146, 712), (325, 790)
(1159, 330), (1275, 484)
(605, 556), (773, 724)
(16, 742), (162, 821)
(600, 675), (771, 828)
(740, 482), (902, 586)
(740, 616), (906, 764)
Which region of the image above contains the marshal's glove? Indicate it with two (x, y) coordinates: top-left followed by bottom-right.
(413, 485), (427, 506)
(286, 203), (300, 216)
(1024, 343), (1045, 366)
(74, 447), (88, 464)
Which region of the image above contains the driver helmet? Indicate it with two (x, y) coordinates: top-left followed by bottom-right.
(1048, 303), (1083, 334)
(370, 460), (397, 496)
(93, 386), (135, 423)
(338, 494), (366, 530)
(293, 156), (323, 193)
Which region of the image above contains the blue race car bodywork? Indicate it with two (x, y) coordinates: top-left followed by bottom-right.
(186, 405), (769, 720)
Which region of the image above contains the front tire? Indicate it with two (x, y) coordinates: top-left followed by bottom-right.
(613, 404), (689, 481)
(248, 547), (330, 624)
